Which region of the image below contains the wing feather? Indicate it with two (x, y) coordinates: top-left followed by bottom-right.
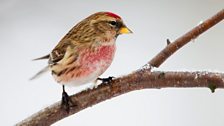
(32, 54), (50, 61)
(49, 40), (71, 65)
(48, 40), (79, 66)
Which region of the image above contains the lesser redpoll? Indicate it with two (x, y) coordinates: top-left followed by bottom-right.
(32, 12), (132, 112)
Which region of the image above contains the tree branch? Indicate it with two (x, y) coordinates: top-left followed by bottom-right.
(149, 9), (224, 68)
(17, 71), (224, 126)
(16, 9), (224, 126)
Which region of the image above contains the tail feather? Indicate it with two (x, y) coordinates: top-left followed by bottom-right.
(32, 54), (50, 61)
(30, 66), (50, 80)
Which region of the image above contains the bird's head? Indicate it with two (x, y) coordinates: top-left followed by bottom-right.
(71, 12), (132, 44)
(88, 12), (132, 36)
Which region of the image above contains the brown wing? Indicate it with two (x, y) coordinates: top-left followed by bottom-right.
(48, 17), (93, 65)
(48, 40), (72, 65)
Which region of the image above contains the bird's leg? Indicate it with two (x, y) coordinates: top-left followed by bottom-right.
(97, 76), (115, 83)
(61, 85), (76, 113)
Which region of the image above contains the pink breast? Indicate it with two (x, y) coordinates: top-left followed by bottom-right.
(81, 45), (116, 74)
(54, 45), (116, 84)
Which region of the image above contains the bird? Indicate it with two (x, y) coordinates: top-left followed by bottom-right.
(31, 11), (132, 112)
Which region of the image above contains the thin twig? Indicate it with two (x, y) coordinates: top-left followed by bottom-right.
(149, 9), (224, 67)
(16, 9), (224, 126)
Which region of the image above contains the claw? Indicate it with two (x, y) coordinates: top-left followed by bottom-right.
(97, 76), (115, 83)
(61, 85), (76, 113)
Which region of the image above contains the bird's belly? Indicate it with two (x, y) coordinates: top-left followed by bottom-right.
(65, 60), (112, 86)
(55, 45), (116, 86)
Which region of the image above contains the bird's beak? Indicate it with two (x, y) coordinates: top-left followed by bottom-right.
(119, 26), (133, 34)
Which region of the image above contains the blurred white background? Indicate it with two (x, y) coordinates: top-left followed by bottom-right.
(0, 0), (224, 125)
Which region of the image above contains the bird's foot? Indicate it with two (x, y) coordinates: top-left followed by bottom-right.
(97, 76), (115, 84)
(61, 86), (77, 113)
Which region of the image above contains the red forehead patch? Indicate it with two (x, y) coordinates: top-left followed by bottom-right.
(106, 12), (121, 19)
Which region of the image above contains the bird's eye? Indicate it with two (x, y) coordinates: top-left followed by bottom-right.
(109, 21), (117, 26)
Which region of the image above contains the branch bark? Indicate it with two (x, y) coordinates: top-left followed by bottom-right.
(16, 9), (224, 126)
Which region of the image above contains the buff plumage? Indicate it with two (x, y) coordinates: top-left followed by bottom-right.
(32, 11), (132, 112)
